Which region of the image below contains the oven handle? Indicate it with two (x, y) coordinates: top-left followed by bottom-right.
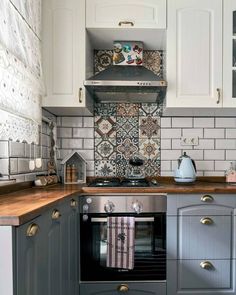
(91, 217), (154, 223)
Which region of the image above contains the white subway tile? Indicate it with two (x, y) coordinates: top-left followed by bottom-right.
(161, 129), (181, 139)
(58, 149), (73, 160)
(172, 117), (192, 128)
(226, 129), (236, 138)
(84, 139), (94, 149)
(204, 129), (225, 138)
(74, 150), (94, 160)
(171, 160), (178, 170)
(196, 171), (204, 176)
(204, 150), (225, 160)
(204, 171), (225, 176)
(73, 128), (94, 138)
(160, 171), (173, 176)
(160, 160), (171, 171)
(161, 117), (171, 128)
(56, 117), (62, 126)
(62, 139), (83, 149)
(194, 118), (214, 128)
(87, 171), (95, 177)
(10, 158), (18, 174)
(86, 161), (95, 171)
(226, 150), (236, 160)
(215, 161), (231, 171)
(161, 139), (171, 149)
(18, 158), (30, 173)
(57, 127), (72, 138)
(195, 161), (214, 171)
(83, 117), (94, 127)
(9, 142), (25, 157)
(0, 141), (9, 158)
(0, 159), (9, 175)
(185, 150), (203, 160)
(215, 139), (236, 150)
(182, 128), (203, 138)
(161, 150), (181, 160)
(61, 117), (83, 127)
(215, 118), (236, 128)
(194, 139), (214, 150)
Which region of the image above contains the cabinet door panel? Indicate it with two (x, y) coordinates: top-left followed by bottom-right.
(167, 0), (222, 108)
(86, 0), (166, 29)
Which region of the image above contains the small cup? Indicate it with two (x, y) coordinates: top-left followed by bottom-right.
(29, 160), (35, 171)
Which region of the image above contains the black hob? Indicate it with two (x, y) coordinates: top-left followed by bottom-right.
(88, 177), (157, 187)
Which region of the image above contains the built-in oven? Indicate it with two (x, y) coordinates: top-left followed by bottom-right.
(80, 194), (166, 281)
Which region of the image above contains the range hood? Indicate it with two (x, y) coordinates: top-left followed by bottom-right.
(84, 65), (167, 103)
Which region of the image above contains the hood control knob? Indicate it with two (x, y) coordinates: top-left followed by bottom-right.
(104, 201), (115, 213)
(132, 201), (143, 214)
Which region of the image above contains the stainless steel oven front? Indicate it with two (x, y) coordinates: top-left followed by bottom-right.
(79, 194), (166, 282)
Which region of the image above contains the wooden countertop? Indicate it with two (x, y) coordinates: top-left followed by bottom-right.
(1, 178), (236, 226)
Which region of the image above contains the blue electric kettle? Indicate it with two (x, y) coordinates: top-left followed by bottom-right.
(174, 152), (197, 183)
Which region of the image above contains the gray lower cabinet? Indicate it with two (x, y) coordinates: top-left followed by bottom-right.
(80, 282), (166, 295)
(15, 196), (79, 295)
(167, 193), (236, 295)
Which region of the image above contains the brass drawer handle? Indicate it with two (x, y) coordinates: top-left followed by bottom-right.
(118, 21), (134, 27)
(117, 284), (129, 292)
(200, 217), (213, 225)
(79, 87), (83, 103)
(201, 195), (214, 202)
(70, 199), (77, 208)
(26, 223), (39, 237)
(216, 88), (221, 104)
(200, 261), (214, 270)
(52, 209), (61, 220)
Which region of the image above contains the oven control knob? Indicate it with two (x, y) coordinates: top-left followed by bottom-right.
(104, 201), (115, 213)
(132, 201), (143, 214)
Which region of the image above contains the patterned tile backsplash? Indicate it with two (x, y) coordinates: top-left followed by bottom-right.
(94, 103), (162, 177)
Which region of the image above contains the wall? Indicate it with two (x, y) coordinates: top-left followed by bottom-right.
(56, 109), (236, 178)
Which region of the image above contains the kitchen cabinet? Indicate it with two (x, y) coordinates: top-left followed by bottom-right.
(0, 196), (79, 295)
(223, 0), (236, 107)
(86, 0), (166, 29)
(42, 0), (93, 116)
(166, 0), (223, 108)
(80, 282), (166, 295)
(167, 193), (236, 295)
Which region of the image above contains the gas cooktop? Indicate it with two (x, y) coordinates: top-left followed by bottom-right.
(88, 178), (159, 187)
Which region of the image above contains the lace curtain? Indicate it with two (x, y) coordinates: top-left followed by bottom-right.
(0, 0), (43, 144)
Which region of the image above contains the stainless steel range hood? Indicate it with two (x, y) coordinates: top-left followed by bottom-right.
(84, 66), (167, 103)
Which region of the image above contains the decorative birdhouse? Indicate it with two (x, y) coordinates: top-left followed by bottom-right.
(61, 151), (86, 184)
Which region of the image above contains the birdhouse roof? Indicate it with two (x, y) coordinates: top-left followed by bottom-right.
(61, 151), (87, 165)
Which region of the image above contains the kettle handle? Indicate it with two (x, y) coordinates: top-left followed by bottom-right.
(191, 159), (197, 172)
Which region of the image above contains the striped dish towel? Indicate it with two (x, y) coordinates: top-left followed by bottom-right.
(106, 216), (135, 270)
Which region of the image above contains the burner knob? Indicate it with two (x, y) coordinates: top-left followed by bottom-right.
(104, 201), (115, 213)
(132, 201), (143, 214)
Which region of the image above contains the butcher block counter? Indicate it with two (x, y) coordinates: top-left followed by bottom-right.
(0, 177), (236, 226)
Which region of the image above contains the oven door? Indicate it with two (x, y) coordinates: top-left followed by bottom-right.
(80, 213), (166, 281)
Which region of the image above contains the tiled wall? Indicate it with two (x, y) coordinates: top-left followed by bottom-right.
(56, 116), (95, 177)
(160, 117), (236, 176)
(0, 120), (51, 182)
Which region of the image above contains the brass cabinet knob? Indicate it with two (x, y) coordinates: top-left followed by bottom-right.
(70, 199), (77, 208)
(200, 217), (213, 225)
(117, 284), (129, 292)
(201, 195), (214, 202)
(26, 223), (39, 237)
(200, 261), (214, 270)
(51, 209), (61, 220)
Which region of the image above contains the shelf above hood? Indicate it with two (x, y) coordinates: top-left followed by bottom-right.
(84, 66), (167, 103)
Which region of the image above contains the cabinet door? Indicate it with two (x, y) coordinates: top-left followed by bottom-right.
(223, 0), (236, 107)
(80, 282), (166, 295)
(167, 0), (223, 108)
(42, 0), (89, 110)
(86, 0), (166, 29)
(16, 216), (47, 295)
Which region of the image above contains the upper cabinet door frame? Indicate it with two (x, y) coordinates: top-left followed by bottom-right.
(166, 0), (223, 108)
(86, 0), (166, 29)
(223, 0), (236, 107)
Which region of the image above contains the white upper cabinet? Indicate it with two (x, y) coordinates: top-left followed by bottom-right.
(223, 0), (236, 107)
(42, 0), (93, 116)
(86, 0), (166, 29)
(166, 0), (223, 108)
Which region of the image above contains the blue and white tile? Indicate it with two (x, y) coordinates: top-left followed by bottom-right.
(95, 137), (116, 160)
(95, 160), (116, 176)
(116, 117), (138, 138)
(139, 116), (160, 139)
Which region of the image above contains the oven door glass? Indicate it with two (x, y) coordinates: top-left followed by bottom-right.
(80, 213), (166, 281)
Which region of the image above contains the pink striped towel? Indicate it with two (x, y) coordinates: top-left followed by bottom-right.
(106, 216), (135, 270)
